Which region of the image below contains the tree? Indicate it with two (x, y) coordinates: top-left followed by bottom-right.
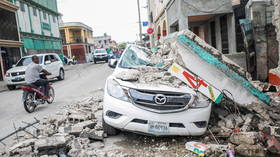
(118, 43), (127, 49)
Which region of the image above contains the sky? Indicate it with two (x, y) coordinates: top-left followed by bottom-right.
(57, 0), (148, 43)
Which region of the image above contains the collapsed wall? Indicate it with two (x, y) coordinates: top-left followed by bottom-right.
(161, 30), (271, 106)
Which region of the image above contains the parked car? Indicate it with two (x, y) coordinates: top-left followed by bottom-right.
(64, 56), (77, 65)
(4, 53), (65, 90)
(92, 49), (108, 64)
(103, 45), (212, 136)
(108, 53), (121, 68)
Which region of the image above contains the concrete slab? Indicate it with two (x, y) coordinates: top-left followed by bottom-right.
(163, 29), (271, 105)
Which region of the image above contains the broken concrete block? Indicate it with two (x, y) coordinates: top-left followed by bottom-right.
(34, 135), (67, 151)
(10, 146), (32, 156)
(235, 144), (265, 157)
(73, 120), (96, 130)
(230, 132), (259, 145)
(8, 138), (36, 153)
(80, 129), (104, 141)
(115, 69), (140, 81)
(241, 114), (254, 132)
(58, 125), (83, 135)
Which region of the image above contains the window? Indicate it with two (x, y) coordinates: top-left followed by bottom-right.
(20, 2), (25, 12)
(52, 15), (56, 23)
(43, 12), (47, 20)
(44, 55), (51, 63)
(33, 7), (37, 16)
(50, 55), (59, 62)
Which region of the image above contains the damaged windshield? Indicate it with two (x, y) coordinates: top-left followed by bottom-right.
(118, 46), (154, 69)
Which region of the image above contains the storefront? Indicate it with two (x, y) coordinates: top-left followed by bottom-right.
(0, 1), (22, 80)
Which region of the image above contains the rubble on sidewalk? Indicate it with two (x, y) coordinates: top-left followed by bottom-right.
(2, 89), (106, 157)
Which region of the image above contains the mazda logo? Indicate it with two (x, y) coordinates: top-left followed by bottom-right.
(154, 94), (167, 105)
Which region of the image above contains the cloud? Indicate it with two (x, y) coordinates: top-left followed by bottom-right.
(57, 0), (148, 43)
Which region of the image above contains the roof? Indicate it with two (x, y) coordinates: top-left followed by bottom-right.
(59, 22), (93, 31)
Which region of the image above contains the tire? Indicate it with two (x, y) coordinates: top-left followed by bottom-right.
(24, 92), (36, 113)
(7, 85), (16, 90)
(47, 87), (55, 104)
(102, 118), (119, 136)
(57, 69), (65, 80)
(94, 59), (97, 64)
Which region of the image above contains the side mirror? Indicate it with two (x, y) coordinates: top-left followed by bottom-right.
(45, 60), (51, 65)
(12, 64), (16, 68)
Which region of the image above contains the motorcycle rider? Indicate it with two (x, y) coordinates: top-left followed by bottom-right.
(25, 55), (51, 100)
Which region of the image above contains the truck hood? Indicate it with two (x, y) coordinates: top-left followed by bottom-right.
(111, 68), (196, 95)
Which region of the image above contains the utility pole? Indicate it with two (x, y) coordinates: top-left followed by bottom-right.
(137, 0), (143, 43)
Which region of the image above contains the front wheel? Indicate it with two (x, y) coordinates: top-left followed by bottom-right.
(7, 85), (16, 90)
(102, 118), (119, 136)
(24, 92), (36, 113)
(57, 69), (65, 80)
(47, 87), (55, 104)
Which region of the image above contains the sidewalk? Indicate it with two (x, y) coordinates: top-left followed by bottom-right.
(0, 81), (7, 92)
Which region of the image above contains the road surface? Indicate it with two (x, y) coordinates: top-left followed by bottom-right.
(0, 63), (193, 156)
(0, 63), (113, 144)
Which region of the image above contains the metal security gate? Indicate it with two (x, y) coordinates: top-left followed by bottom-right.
(240, 19), (257, 79)
(220, 15), (229, 54)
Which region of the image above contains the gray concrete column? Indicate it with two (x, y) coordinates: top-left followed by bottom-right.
(215, 16), (222, 52)
(252, 2), (268, 81)
(178, 0), (188, 30)
(227, 13), (237, 53)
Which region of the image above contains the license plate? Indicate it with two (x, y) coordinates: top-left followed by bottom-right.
(148, 121), (169, 133)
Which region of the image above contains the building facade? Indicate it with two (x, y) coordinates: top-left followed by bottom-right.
(59, 22), (94, 63)
(8, 0), (62, 55)
(93, 33), (112, 49)
(0, 0), (22, 80)
(148, 0), (240, 54)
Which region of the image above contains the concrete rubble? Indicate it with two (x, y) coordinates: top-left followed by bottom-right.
(2, 89), (106, 157)
(2, 30), (280, 157)
(113, 30), (280, 156)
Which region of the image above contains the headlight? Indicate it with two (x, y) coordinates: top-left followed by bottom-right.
(189, 96), (210, 108)
(5, 72), (11, 77)
(107, 79), (130, 102)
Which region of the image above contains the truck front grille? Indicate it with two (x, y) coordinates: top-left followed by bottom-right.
(11, 71), (25, 77)
(129, 89), (194, 113)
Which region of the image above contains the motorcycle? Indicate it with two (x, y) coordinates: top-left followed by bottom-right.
(21, 74), (55, 113)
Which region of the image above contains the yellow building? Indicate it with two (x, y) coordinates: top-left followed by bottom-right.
(59, 22), (94, 63)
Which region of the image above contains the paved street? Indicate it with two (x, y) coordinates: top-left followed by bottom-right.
(0, 63), (191, 156)
(0, 63), (113, 143)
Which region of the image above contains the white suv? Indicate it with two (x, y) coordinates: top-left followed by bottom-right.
(4, 53), (64, 90)
(103, 45), (212, 136)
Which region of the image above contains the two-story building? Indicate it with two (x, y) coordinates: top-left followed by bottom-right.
(148, 0), (241, 54)
(8, 0), (62, 55)
(59, 22), (94, 63)
(0, 0), (22, 80)
(93, 33), (112, 49)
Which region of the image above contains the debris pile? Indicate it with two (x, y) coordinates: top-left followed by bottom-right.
(1, 89), (107, 157)
(114, 30), (280, 156)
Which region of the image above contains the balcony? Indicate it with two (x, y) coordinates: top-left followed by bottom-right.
(70, 37), (84, 44)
